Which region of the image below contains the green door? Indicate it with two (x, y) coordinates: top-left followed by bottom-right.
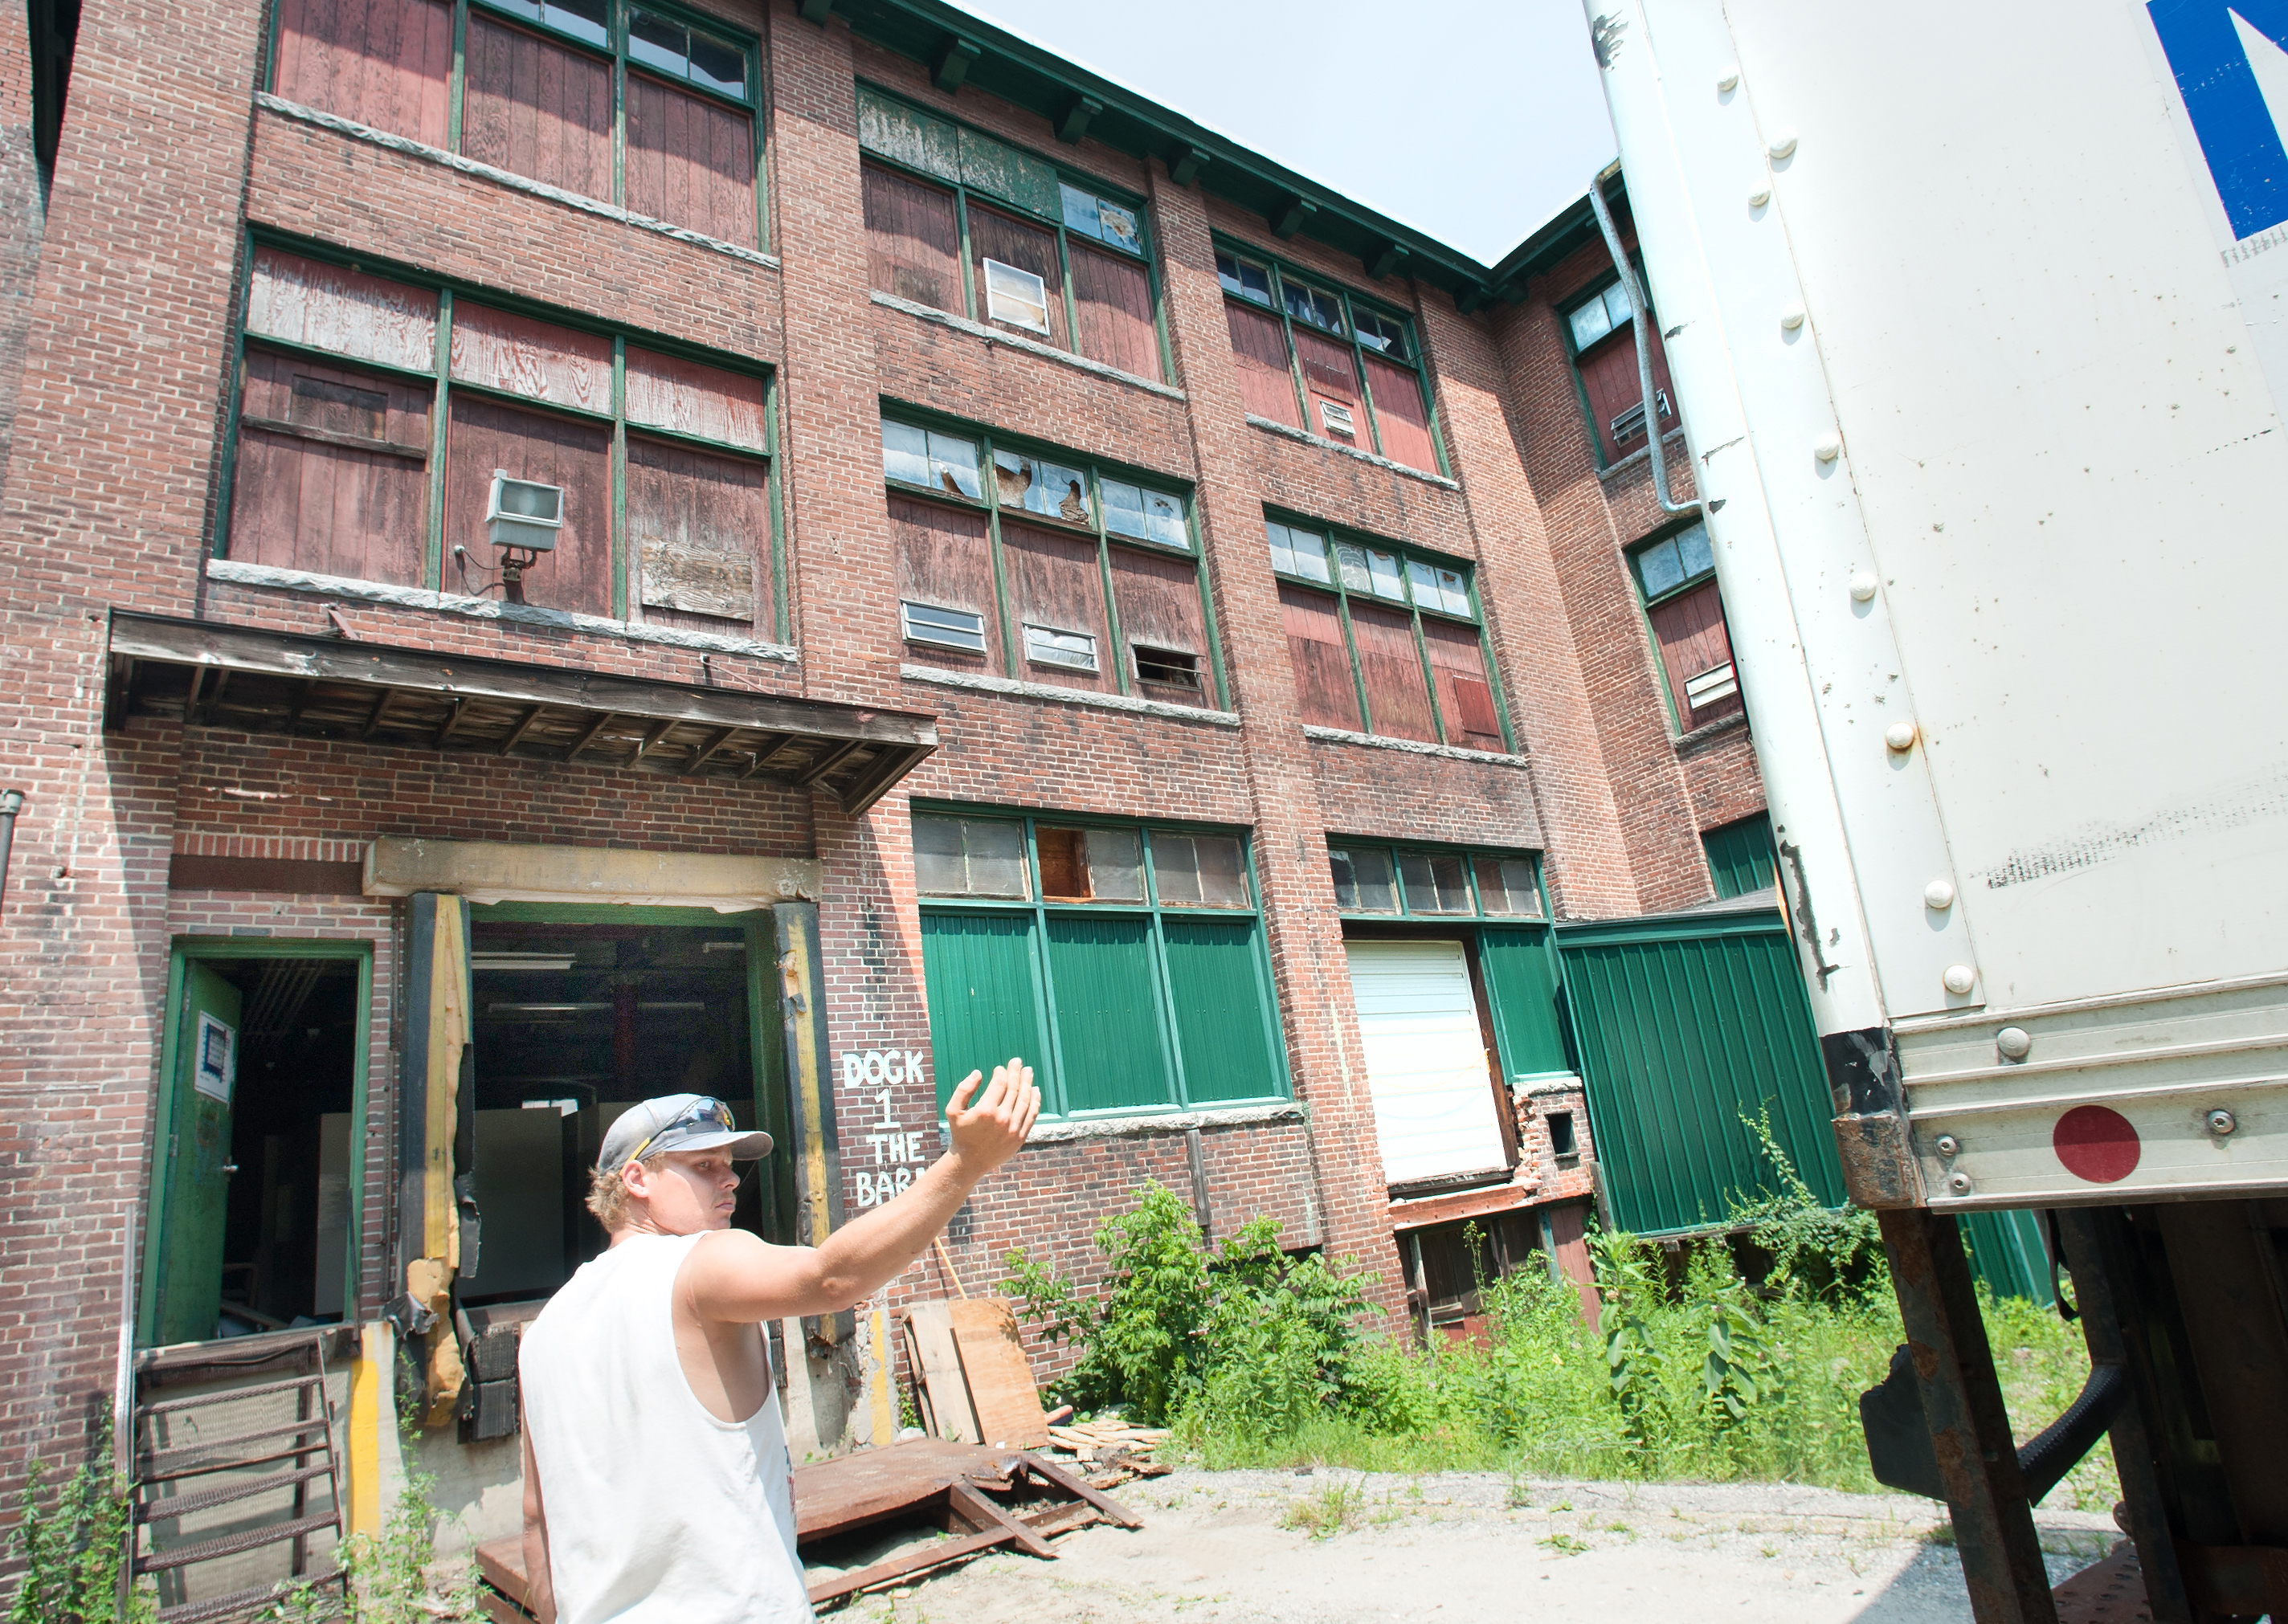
(152, 965), (243, 1345)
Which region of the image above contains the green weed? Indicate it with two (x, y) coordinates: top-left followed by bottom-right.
(6, 1419), (157, 1624)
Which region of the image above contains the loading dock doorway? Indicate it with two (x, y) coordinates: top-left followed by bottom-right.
(140, 942), (373, 1348)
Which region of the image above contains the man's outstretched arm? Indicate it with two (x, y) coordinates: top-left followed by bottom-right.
(681, 1058), (1039, 1325)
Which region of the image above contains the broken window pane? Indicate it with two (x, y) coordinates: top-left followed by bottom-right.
(1216, 251), (1273, 305)
(1354, 309), (1408, 358)
(1154, 832), (1248, 907)
(1037, 825), (1143, 901)
(1133, 645), (1199, 690)
(1405, 560), (1473, 618)
(1367, 549), (1404, 600)
(993, 451), (1092, 524)
(1397, 851), (1473, 914)
(882, 419), (930, 487)
(983, 257), (1051, 334)
(1101, 478), (1149, 539)
(912, 815), (1028, 898)
(1142, 490), (1187, 549)
(1284, 281), (1344, 335)
(1334, 539), (1372, 593)
(927, 429), (981, 499)
(1060, 182), (1105, 240)
(1329, 845), (1397, 912)
(1676, 521), (1714, 580)
(1473, 855), (1541, 916)
(1095, 201), (1140, 255)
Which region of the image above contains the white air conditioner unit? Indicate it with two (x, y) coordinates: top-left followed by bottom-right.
(487, 469), (563, 553)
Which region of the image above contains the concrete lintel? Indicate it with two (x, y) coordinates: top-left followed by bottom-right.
(1024, 1101), (1304, 1145)
(900, 663), (1240, 727)
(1242, 414), (1460, 489)
(364, 835), (822, 910)
(1299, 723), (1526, 766)
(871, 292), (1187, 400)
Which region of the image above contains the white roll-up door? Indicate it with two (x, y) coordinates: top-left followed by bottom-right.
(1343, 939), (1508, 1185)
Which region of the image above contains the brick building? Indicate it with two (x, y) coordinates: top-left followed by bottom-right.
(1, 0), (1777, 1597)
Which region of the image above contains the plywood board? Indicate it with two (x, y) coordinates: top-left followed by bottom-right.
(946, 1299), (1048, 1449)
(901, 1302), (979, 1444)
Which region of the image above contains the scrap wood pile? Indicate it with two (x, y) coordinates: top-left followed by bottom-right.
(1044, 1416), (1174, 1487)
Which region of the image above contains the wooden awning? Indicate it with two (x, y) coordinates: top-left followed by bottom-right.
(107, 611), (938, 814)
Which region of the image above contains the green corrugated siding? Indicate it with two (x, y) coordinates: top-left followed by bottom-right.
(918, 911), (1049, 1111)
(1559, 913), (1845, 1234)
(1161, 917), (1282, 1104)
(1478, 926), (1569, 1079)
(1959, 1208), (2057, 1306)
(1702, 814), (1776, 900)
(1045, 915), (1175, 1113)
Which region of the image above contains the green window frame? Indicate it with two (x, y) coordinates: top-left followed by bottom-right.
(1326, 839), (1571, 1084)
(1215, 239), (1446, 474)
(1702, 812), (1777, 900)
(220, 235), (786, 639)
(1626, 517), (1740, 735)
(268, 0), (768, 252)
(914, 810), (1289, 1119)
(856, 82), (1169, 381)
(1559, 263), (1680, 471)
(1265, 514), (1510, 750)
(882, 409), (1228, 706)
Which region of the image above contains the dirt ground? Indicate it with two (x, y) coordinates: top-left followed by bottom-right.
(811, 1469), (2122, 1623)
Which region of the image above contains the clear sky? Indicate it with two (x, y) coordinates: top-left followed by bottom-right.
(950, 0), (1616, 268)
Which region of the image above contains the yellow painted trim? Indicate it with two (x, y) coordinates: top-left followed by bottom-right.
(779, 936), (832, 1247)
(424, 900), (468, 1267)
(866, 1304), (895, 1445)
(347, 1321), (391, 1536)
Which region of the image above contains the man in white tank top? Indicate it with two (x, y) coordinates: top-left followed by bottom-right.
(517, 1059), (1040, 1623)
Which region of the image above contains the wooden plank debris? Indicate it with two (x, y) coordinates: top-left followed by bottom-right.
(900, 1302), (981, 1444)
(946, 1298), (1051, 1449)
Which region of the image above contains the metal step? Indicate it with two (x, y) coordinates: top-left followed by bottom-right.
(154, 1565), (342, 1624)
(135, 1463), (336, 1524)
(134, 1511), (339, 1575)
(136, 1372), (325, 1419)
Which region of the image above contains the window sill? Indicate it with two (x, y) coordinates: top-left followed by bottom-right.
(901, 663), (1239, 727)
(256, 94), (780, 271)
(1024, 1099), (1302, 1145)
(1244, 415), (1458, 490)
(1673, 709), (1749, 754)
(206, 557), (799, 663)
(1515, 1071), (1585, 1098)
(869, 291), (1186, 401)
(1301, 724), (1525, 766)
(1595, 426), (1689, 485)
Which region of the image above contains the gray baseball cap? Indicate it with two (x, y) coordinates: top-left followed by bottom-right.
(597, 1093), (772, 1172)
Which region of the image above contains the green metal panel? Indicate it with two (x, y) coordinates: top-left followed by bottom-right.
(151, 964), (244, 1346)
(1559, 911), (1846, 1235)
(918, 910), (1049, 1112)
(1478, 926), (1569, 1080)
(855, 82), (961, 182)
(958, 126), (1062, 220)
(1959, 1208), (2057, 1307)
(1044, 914), (1175, 1113)
(1702, 814), (1777, 900)
(1161, 917), (1282, 1104)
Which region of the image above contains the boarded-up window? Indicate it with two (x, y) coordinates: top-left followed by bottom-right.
(891, 494), (999, 671)
(1280, 585), (1360, 731)
(1421, 618), (1503, 750)
(1364, 353), (1437, 471)
(624, 71), (756, 245)
(1293, 328), (1363, 444)
(449, 304), (614, 414)
(230, 349), (431, 586)
(627, 437), (766, 630)
(460, 14), (614, 203)
(863, 163), (962, 313)
(272, 0), (451, 145)
(445, 394), (613, 616)
(968, 204), (1069, 349)
(1001, 520), (1110, 694)
(1575, 322), (1676, 467)
(1069, 243), (1158, 382)
(623, 348), (766, 451)
(1226, 302), (1301, 428)
(1349, 601), (1437, 743)
(1111, 548), (1211, 708)
(1648, 577), (1742, 728)
(247, 247), (439, 375)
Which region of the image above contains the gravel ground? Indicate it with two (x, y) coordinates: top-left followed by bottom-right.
(812, 1469), (2122, 1624)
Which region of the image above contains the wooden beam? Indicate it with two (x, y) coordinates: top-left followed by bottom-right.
(104, 655), (134, 732)
(629, 718), (677, 766)
(680, 725), (738, 776)
(739, 732), (799, 779)
(203, 669), (232, 725)
(180, 666), (207, 724)
(496, 704), (547, 757)
(564, 711), (618, 761)
(433, 697), (468, 749)
(835, 743), (937, 816)
(795, 736), (868, 787)
(1168, 145), (1209, 188)
(283, 678), (316, 732)
(1271, 195), (1317, 240)
(359, 688), (399, 739)
(945, 1483), (1056, 1560)
(933, 35), (979, 92)
(108, 612), (938, 749)
(1055, 94), (1101, 145)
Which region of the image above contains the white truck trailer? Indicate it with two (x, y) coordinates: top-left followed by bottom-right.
(1588, 4), (2288, 1619)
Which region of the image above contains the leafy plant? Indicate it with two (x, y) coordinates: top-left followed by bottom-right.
(1729, 1106), (1887, 1302)
(1591, 1230), (1665, 1456)
(6, 1422), (157, 1624)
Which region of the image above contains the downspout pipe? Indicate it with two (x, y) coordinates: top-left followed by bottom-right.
(0, 789), (22, 912)
(1586, 169), (1700, 518)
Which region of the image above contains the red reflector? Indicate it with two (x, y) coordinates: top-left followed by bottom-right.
(2053, 1105), (2141, 1184)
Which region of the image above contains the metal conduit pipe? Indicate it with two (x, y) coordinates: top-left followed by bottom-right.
(0, 790), (23, 914)
(1586, 169), (1700, 519)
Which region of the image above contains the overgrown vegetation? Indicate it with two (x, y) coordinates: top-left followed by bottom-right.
(6, 1422), (156, 1624)
(1002, 1148), (2118, 1511)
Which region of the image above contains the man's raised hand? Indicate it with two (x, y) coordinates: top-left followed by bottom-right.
(944, 1056), (1040, 1177)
